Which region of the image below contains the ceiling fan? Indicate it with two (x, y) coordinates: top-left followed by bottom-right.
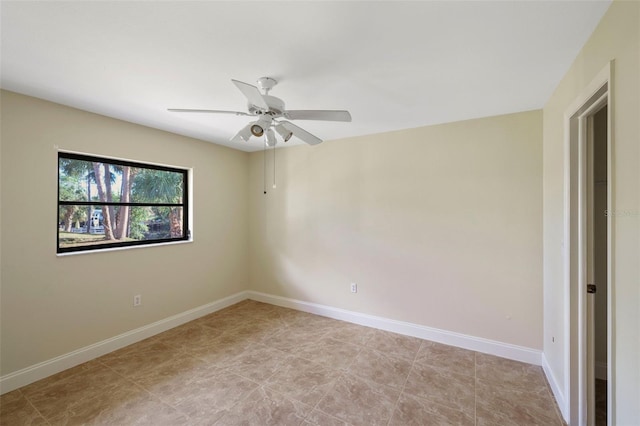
(168, 77), (352, 146)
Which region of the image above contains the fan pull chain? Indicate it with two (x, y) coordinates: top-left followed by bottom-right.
(272, 142), (276, 189)
(263, 139), (267, 195)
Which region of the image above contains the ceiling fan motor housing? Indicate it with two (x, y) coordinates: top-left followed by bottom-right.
(249, 95), (285, 117)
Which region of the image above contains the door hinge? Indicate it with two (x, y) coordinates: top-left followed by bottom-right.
(587, 284), (597, 294)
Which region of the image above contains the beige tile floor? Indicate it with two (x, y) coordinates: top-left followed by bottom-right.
(0, 300), (566, 425)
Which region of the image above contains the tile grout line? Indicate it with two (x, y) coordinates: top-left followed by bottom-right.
(245, 313), (346, 425)
(211, 379), (266, 426)
(197, 308), (313, 425)
(213, 329), (303, 424)
(17, 364), (105, 426)
(303, 372), (347, 425)
(474, 351), (477, 426)
(301, 332), (377, 425)
(298, 346), (358, 423)
(384, 340), (424, 426)
(18, 388), (53, 426)
(95, 356), (195, 421)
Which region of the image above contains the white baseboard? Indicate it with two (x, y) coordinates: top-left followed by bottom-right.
(2, 289), (547, 396)
(247, 291), (542, 365)
(542, 353), (568, 423)
(0, 291), (249, 395)
(595, 361), (607, 381)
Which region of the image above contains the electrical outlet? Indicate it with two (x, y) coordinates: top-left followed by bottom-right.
(133, 295), (142, 307)
(350, 283), (357, 293)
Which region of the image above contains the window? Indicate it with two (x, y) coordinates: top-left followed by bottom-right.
(58, 152), (189, 254)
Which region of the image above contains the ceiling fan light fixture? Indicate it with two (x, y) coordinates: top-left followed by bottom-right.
(251, 124), (264, 137)
(275, 123), (293, 142)
(251, 115), (272, 137)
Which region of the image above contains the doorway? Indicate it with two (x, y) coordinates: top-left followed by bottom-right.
(590, 105), (608, 426)
(564, 62), (612, 426)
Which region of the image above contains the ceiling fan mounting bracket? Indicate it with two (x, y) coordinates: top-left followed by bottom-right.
(257, 77), (277, 94)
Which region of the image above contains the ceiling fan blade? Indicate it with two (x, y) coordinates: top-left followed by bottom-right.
(280, 121), (323, 145)
(230, 123), (253, 143)
(231, 79), (269, 110)
(284, 110), (352, 122)
(168, 108), (251, 116)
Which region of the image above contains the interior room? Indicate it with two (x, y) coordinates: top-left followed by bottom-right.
(1, 1), (638, 425)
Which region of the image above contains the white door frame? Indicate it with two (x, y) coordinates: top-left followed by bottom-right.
(563, 61), (613, 426)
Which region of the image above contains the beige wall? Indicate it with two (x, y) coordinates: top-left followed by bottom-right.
(542, 0), (639, 423)
(0, 91), (250, 376)
(249, 110), (543, 349)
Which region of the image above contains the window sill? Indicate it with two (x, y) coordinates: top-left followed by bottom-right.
(56, 238), (193, 257)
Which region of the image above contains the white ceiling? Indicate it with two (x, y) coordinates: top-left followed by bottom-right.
(1, 1), (611, 152)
